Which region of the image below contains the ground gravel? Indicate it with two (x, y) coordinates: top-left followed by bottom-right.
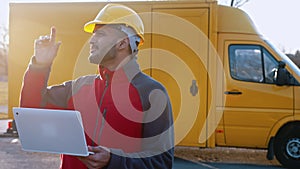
(0, 137), (282, 168)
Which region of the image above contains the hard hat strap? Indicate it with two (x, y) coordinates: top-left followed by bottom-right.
(109, 24), (141, 55)
(128, 35), (140, 55)
(119, 25), (140, 54)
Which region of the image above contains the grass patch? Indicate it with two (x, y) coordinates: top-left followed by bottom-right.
(0, 81), (8, 119)
(0, 81), (8, 106)
(0, 112), (8, 119)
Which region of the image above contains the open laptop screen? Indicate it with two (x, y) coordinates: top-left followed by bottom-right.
(13, 107), (90, 156)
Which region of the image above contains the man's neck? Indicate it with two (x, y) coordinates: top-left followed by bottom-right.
(102, 55), (132, 71)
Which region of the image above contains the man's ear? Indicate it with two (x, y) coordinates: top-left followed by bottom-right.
(117, 38), (130, 50)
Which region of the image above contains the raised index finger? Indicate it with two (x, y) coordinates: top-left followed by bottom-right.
(50, 26), (56, 43)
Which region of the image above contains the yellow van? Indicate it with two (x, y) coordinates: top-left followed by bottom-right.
(8, 0), (300, 168)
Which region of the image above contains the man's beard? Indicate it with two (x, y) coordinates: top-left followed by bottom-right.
(88, 46), (116, 65)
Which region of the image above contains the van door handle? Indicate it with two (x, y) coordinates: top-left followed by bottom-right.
(224, 91), (242, 95)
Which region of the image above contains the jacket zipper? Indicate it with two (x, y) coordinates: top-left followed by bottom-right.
(97, 108), (107, 144)
(93, 74), (109, 146)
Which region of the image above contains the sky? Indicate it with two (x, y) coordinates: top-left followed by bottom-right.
(240, 0), (300, 53)
(0, 0), (300, 53)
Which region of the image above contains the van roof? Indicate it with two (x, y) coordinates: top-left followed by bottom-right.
(217, 5), (260, 35)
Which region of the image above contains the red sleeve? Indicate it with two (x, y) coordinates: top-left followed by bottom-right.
(20, 58), (72, 109)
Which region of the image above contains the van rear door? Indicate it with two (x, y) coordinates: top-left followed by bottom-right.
(150, 7), (209, 147)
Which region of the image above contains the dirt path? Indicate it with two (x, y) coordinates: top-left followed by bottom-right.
(175, 146), (281, 166)
(0, 137), (282, 168)
(0, 137), (60, 169)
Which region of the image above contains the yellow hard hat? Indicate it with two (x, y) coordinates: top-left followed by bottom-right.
(84, 3), (144, 47)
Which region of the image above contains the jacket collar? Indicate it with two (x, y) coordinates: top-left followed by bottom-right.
(98, 57), (141, 82)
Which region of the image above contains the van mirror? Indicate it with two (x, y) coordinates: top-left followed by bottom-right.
(274, 61), (290, 86)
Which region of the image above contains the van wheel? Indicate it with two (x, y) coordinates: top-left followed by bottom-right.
(274, 125), (300, 169)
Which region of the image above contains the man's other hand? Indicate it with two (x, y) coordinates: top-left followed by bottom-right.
(34, 26), (61, 65)
(78, 146), (111, 169)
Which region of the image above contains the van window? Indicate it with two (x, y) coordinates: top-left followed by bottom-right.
(229, 45), (278, 84)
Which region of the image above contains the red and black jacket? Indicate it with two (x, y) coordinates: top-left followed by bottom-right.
(20, 58), (174, 169)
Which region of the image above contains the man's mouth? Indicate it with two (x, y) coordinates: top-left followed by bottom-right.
(90, 47), (97, 53)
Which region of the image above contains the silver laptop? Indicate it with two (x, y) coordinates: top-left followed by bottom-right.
(13, 107), (92, 156)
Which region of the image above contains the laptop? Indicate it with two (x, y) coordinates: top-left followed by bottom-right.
(13, 107), (93, 156)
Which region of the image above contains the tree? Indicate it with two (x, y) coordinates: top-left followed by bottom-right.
(293, 50), (300, 68)
(0, 25), (8, 77)
(286, 50), (300, 68)
(231, 0), (250, 7)
(219, 0), (250, 7)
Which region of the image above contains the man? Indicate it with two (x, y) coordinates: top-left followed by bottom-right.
(20, 3), (174, 169)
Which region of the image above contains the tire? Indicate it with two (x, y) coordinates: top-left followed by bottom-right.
(274, 125), (300, 169)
